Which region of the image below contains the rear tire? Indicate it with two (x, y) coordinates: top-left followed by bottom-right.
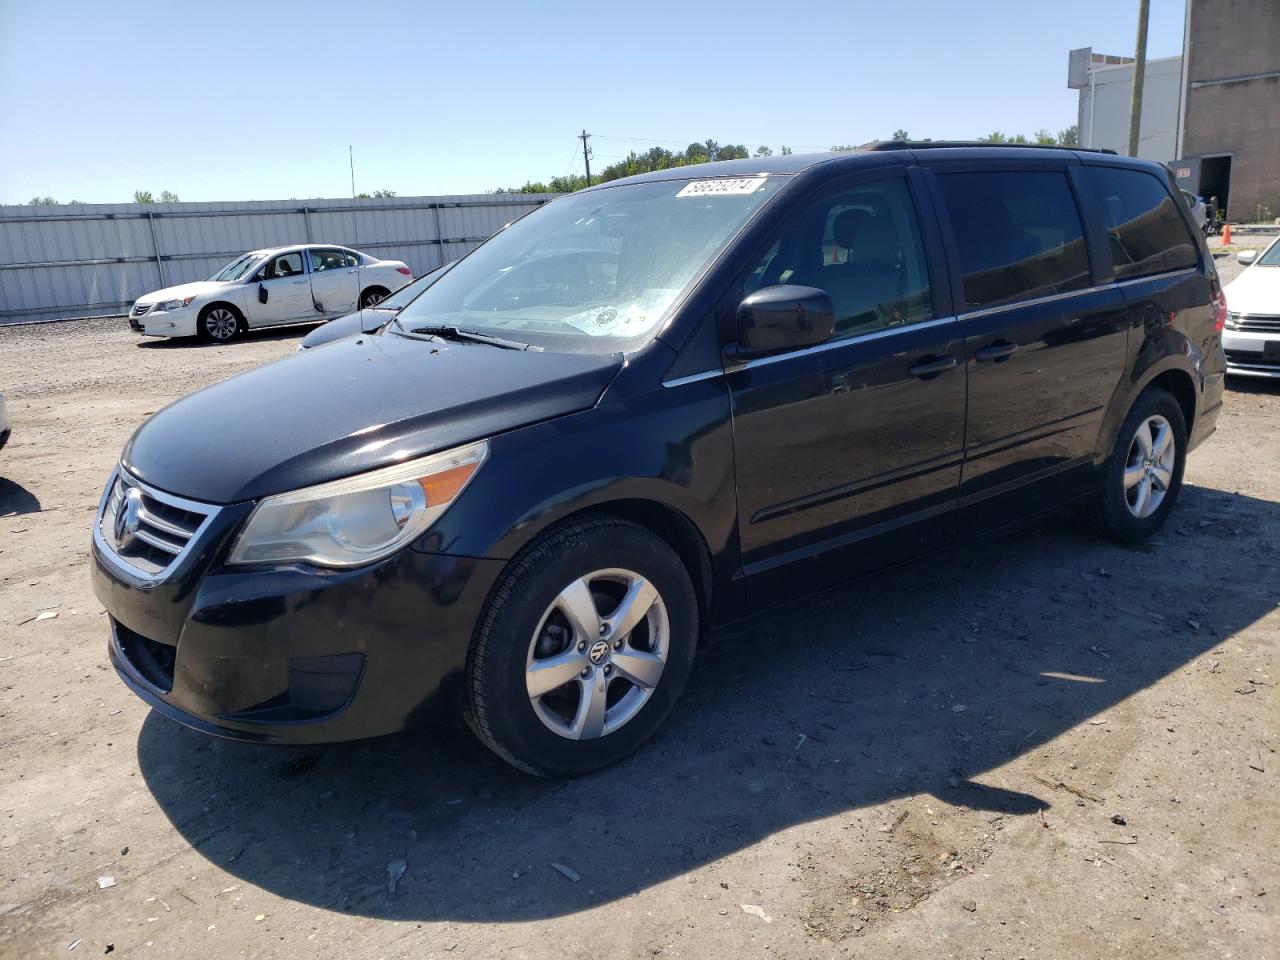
(465, 517), (698, 777)
(1087, 387), (1187, 543)
(198, 304), (242, 343)
(360, 287), (390, 309)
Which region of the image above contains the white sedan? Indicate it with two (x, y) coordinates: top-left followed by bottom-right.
(1222, 237), (1280, 378)
(127, 244), (413, 342)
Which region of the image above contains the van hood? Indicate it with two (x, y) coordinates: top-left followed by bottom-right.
(122, 333), (622, 503)
(1224, 267), (1280, 316)
(136, 280), (232, 304)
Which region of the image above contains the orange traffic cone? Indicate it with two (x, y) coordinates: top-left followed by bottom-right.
(1222, 223), (1232, 244)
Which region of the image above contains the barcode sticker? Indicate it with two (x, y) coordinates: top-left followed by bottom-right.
(676, 177), (766, 197)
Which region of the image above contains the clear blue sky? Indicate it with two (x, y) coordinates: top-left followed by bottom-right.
(0, 0), (1187, 204)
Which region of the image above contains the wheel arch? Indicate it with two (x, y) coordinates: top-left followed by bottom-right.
(508, 499), (716, 638)
(1097, 357), (1199, 463)
(360, 284), (391, 303)
(199, 299), (246, 327)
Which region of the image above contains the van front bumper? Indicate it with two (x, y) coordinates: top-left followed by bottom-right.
(93, 534), (506, 744)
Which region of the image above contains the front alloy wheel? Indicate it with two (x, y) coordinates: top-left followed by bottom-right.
(465, 517), (697, 777)
(526, 569), (669, 741)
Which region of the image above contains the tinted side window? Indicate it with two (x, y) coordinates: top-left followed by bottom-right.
(1087, 167), (1198, 280)
(938, 171), (1091, 311)
(744, 178), (933, 338)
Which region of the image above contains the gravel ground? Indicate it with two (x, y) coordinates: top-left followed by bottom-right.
(1, 248), (1276, 960)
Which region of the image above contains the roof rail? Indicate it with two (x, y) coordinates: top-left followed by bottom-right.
(860, 140), (1117, 155)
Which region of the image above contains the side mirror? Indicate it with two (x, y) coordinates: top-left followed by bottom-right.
(728, 285), (835, 360)
(258, 283), (269, 304)
(1236, 250), (1258, 266)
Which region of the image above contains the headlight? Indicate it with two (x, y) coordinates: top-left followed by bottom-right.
(228, 440), (488, 568)
(158, 296), (196, 311)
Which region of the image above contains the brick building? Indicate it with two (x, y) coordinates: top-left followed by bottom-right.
(1177, 0), (1280, 220)
(1069, 0), (1279, 221)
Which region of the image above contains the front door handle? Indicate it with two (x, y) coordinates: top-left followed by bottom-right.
(293, 279), (308, 285)
(907, 355), (959, 380)
(974, 340), (1018, 362)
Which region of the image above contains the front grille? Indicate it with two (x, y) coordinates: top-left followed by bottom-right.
(1233, 314), (1280, 333)
(1225, 350), (1280, 369)
(98, 470), (218, 579)
(131, 303), (152, 318)
(114, 620), (176, 693)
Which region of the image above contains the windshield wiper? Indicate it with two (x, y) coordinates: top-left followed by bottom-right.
(394, 318), (537, 351)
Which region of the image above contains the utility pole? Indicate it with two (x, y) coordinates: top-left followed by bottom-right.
(349, 145), (356, 198)
(579, 130), (592, 186)
(1127, 0), (1150, 158)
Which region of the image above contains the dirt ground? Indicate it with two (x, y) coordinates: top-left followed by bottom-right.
(1, 242), (1276, 959)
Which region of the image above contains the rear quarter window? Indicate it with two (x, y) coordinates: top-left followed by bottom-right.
(1086, 167), (1198, 280)
(938, 170), (1092, 311)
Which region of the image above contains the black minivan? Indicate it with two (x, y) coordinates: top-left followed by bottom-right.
(93, 144), (1226, 776)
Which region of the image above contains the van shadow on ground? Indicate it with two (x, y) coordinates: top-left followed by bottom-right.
(136, 482), (1280, 922)
(0, 477), (41, 516)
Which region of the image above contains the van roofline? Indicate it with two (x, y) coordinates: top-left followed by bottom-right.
(589, 143), (1149, 190)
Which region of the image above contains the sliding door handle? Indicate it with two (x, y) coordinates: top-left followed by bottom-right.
(974, 340), (1018, 362)
(907, 355), (959, 380)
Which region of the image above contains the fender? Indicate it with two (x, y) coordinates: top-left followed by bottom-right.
(416, 376), (747, 627)
(1094, 320), (1202, 465)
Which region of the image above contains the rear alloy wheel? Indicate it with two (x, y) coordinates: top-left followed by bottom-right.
(1122, 414), (1176, 520)
(360, 287), (389, 309)
(1088, 386), (1187, 542)
(466, 517), (697, 777)
(200, 306), (240, 343)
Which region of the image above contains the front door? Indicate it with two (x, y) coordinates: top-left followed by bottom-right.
(929, 166), (1129, 534)
(306, 247), (360, 315)
(726, 172), (966, 607)
(247, 250), (314, 326)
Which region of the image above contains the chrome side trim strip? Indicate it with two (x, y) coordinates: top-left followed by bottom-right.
(1113, 266), (1197, 290)
(669, 266), (1203, 384)
(738, 315), (961, 371)
(661, 369), (724, 389)
(957, 268), (1199, 322)
(958, 284), (1111, 321)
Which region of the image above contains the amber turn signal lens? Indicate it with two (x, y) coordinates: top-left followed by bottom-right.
(418, 462), (479, 505)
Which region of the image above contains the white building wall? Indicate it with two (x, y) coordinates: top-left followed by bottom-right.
(1074, 55), (1183, 162)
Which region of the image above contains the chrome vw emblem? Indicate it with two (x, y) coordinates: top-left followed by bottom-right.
(587, 640), (611, 665)
(114, 487), (144, 548)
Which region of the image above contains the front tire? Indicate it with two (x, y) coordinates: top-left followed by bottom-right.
(1088, 387), (1187, 542)
(465, 517), (698, 777)
(199, 304), (241, 343)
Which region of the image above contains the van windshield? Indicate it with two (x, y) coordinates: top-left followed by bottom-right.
(392, 176), (785, 353)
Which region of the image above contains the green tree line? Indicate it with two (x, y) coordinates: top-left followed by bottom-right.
(497, 127), (1080, 194)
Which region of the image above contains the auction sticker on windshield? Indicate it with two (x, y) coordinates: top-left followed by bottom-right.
(676, 177), (767, 197)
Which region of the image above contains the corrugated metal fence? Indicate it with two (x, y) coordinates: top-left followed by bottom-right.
(0, 193), (557, 324)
